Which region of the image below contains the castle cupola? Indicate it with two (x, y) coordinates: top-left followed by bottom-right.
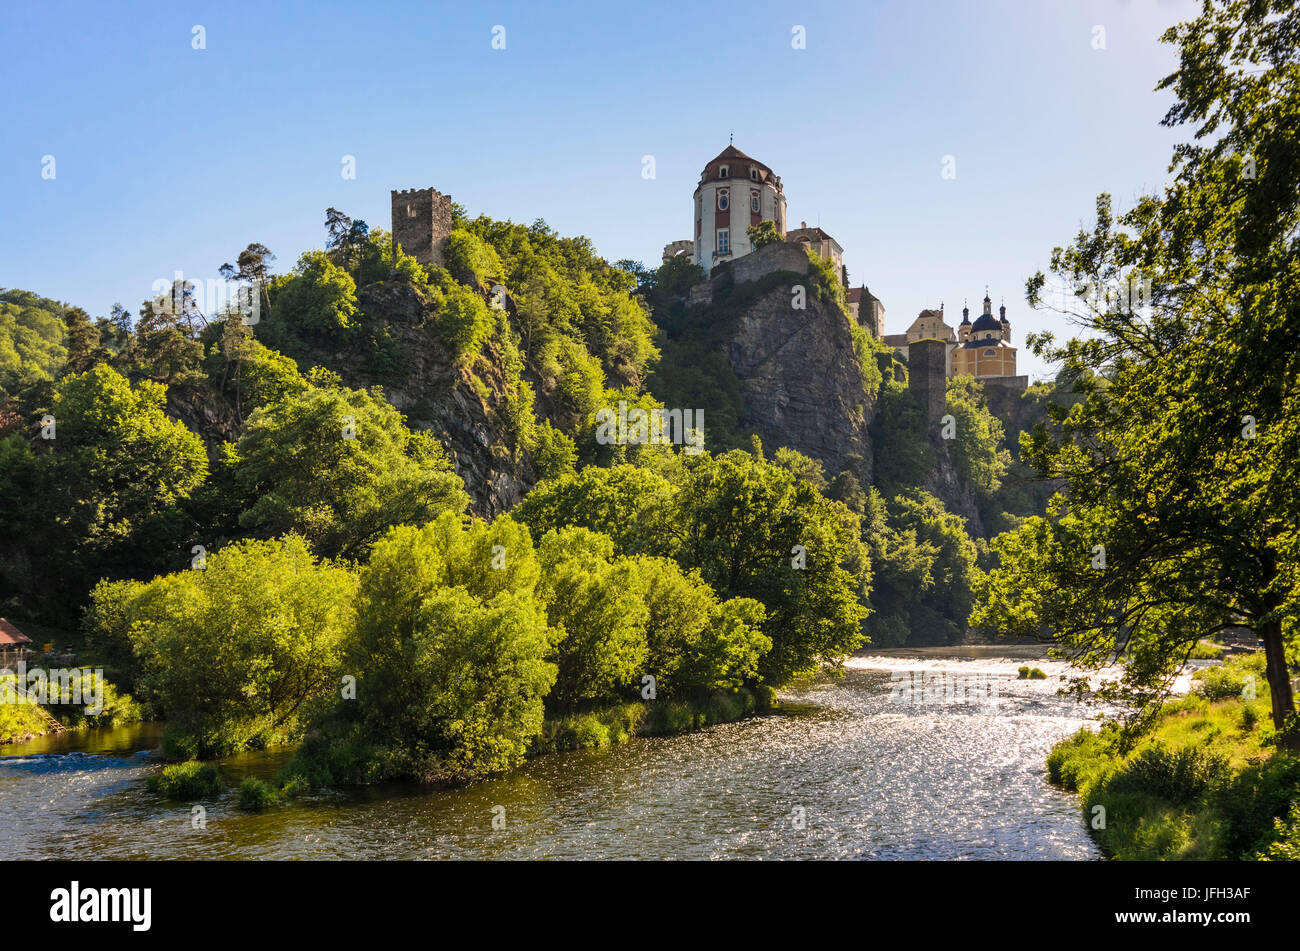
(999, 301), (1010, 343)
(961, 300), (971, 324)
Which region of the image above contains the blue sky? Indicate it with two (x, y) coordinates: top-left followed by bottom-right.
(2, 0), (1199, 382)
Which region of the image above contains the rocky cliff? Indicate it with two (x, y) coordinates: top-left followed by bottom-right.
(924, 435), (985, 536)
(722, 283), (875, 481)
(279, 280), (537, 517)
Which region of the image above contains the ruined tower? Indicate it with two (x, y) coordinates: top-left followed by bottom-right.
(391, 187), (453, 269)
(908, 338), (947, 424)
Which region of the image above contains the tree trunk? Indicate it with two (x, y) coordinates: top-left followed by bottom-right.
(1260, 615), (1296, 741)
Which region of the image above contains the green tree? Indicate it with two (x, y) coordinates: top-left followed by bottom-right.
(747, 220), (782, 250)
(0, 365), (209, 618)
(867, 489), (980, 646)
(515, 463), (679, 558)
(975, 0), (1300, 735)
(0, 289), (67, 391)
(233, 384), (468, 558)
(267, 250), (359, 338)
(536, 527), (649, 709)
(626, 553), (770, 695)
(871, 376), (932, 495)
(676, 448), (868, 684)
(93, 536), (358, 756)
(425, 272), (494, 365)
(339, 517), (555, 781)
(945, 376), (1010, 499)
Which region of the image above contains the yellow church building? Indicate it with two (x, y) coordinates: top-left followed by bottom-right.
(952, 294), (1017, 379)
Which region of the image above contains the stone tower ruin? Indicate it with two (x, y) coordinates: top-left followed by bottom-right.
(908, 338), (947, 424)
(391, 187), (452, 268)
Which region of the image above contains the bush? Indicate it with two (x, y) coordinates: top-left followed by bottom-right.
(1018, 666), (1047, 679)
(536, 704), (645, 754)
(1108, 743), (1227, 806)
(237, 777), (278, 811)
(1046, 728), (1111, 792)
(1188, 640), (1225, 660)
(1256, 801), (1300, 860)
(1241, 703), (1261, 732)
(101, 536), (359, 758)
(147, 762), (221, 799)
(39, 669), (140, 729)
(161, 727), (199, 762)
(427, 278), (494, 364)
(1192, 653), (1266, 701)
(0, 681), (49, 742)
(279, 774), (311, 800)
(332, 517), (556, 783)
(278, 728), (384, 788)
(269, 250), (358, 335)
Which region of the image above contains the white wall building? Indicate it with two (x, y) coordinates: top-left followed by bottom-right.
(692, 145), (787, 271)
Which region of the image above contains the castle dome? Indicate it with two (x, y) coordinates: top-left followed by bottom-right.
(697, 145), (780, 191)
(971, 312), (1001, 332)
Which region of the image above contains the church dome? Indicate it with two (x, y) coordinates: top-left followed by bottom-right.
(971, 312), (1001, 333)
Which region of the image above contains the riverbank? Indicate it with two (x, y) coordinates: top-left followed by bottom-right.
(1046, 656), (1300, 860)
(275, 686), (777, 794)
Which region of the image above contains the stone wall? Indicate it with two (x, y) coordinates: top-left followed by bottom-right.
(726, 240), (811, 285)
(391, 187), (452, 268)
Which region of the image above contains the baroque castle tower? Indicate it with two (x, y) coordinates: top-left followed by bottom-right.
(690, 145), (788, 270)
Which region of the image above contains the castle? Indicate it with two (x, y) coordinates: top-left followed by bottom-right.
(391, 146), (1023, 395)
(662, 145), (1023, 388)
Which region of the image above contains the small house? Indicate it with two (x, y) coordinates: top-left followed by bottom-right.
(0, 618), (32, 670)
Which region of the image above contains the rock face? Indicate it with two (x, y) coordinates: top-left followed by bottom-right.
(924, 435), (985, 536)
(720, 283), (875, 481)
(348, 282), (536, 517)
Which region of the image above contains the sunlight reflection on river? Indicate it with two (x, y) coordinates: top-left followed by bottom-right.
(0, 653), (1118, 859)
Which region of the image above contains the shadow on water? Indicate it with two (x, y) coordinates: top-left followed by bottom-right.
(0, 659), (1104, 860)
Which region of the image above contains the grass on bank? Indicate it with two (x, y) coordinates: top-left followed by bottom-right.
(1047, 654), (1300, 860)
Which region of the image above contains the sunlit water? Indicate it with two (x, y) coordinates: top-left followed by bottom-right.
(0, 653), (1115, 859)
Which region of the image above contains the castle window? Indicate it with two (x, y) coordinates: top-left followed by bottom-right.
(717, 229), (730, 254)
(406, 204), (417, 217)
(718, 189), (729, 211)
(749, 167), (759, 181)
(984, 349), (996, 357)
(751, 191), (760, 213)
(718, 165), (730, 179)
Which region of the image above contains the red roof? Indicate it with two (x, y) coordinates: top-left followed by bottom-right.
(0, 618), (32, 645)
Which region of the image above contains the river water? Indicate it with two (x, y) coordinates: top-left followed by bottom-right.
(0, 651), (1108, 860)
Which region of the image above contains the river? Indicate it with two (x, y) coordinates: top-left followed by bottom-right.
(0, 651), (1107, 860)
